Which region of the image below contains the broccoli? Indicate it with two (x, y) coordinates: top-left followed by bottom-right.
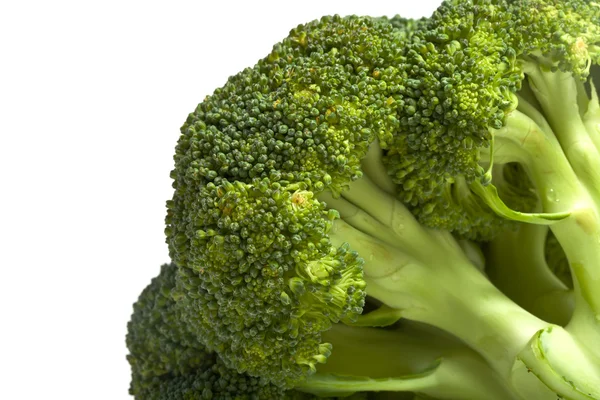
(126, 1), (600, 399)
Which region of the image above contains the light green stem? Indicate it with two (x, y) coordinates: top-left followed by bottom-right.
(486, 223), (574, 325)
(329, 217), (549, 381)
(299, 324), (520, 400)
(495, 109), (600, 322)
(583, 79), (600, 155)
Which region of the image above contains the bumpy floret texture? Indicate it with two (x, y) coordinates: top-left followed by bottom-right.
(169, 179), (365, 386)
(383, 0), (600, 239)
(126, 264), (287, 400)
(171, 15), (405, 196)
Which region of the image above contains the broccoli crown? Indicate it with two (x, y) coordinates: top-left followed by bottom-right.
(165, 15), (411, 386)
(383, 0), (600, 239)
(173, 15), (403, 196)
(169, 179), (365, 386)
(126, 263), (288, 400)
(126, 263), (212, 396)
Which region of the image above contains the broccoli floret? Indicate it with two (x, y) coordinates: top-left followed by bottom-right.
(382, 0), (595, 239)
(126, 263), (288, 399)
(171, 15), (403, 196)
(169, 178), (365, 386)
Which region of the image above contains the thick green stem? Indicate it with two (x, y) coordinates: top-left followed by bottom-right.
(524, 65), (600, 202)
(515, 325), (600, 399)
(519, 68), (600, 354)
(582, 79), (600, 155)
(486, 223), (574, 325)
(493, 72), (600, 393)
(326, 135), (600, 397)
(495, 109), (600, 322)
(327, 174), (600, 398)
(326, 163), (549, 377)
(322, 169), (462, 263)
(328, 217), (548, 380)
(364, 252), (548, 379)
(297, 324), (520, 400)
(361, 139), (397, 195)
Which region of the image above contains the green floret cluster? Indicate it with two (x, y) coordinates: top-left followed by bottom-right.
(126, 263), (288, 400)
(127, 1), (600, 399)
(173, 15), (403, 195)
(168, 178), (365, 385)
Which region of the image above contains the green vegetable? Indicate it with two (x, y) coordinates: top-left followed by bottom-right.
(127, 2), (600, 399)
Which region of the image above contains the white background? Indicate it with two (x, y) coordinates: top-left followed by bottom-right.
(1, 1), (440, 398)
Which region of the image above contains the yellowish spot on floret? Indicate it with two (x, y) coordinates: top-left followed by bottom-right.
(221, 204), (233, 215)
(294, 88), (319, 104)
(291, 190), (313, 209)
(571, 38), (591, 72)
(291, 31), (307, 47)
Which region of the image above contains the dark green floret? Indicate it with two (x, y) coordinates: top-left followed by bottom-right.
(126, 263), (287, 400)
(128, 266), (517, 400)
(173, 15), (405, 196)
(168, 178), (365, 386)
(384, 0), (600, 239)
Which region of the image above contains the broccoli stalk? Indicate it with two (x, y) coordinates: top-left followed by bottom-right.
(375, 0), (600, 396)
(487, 67), (600, 398)
(318, 152), (565, 395)
(320, 124), (596, 398)
(485, 223), (574, 326)
(325, 154), (600, 398)
(298, 323), (519, 400)
(518, 65), (600, 314)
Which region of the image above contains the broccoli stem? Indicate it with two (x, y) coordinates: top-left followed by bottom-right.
(524, 65), (600, 203)
(522, 67), (600, 324)
(485, 223), (574, 325)
(361, 138), (397, 195)
(297, 324), (520, 400)
(360, 243), (548, 379)
(582, 79), (600, 155)
(325, 178), (544, 373)
(331, 211), (600, 399)
(325, 154), (600, 398)
(495, 108), (600, 322)
(488, 67), (600, 396)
